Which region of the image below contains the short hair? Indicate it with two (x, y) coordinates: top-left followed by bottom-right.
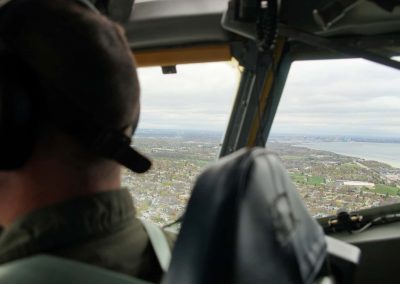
(0, 0), (140, 137)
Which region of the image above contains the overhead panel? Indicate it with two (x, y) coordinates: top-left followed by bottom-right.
(286, 0), (400, 36)
(125, 0), (231, 49)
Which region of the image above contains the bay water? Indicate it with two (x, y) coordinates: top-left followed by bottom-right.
(297, 142), (400, 168)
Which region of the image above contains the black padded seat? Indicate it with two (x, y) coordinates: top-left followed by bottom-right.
(164, 147), (327, 284)
(0, 255), (150, 284)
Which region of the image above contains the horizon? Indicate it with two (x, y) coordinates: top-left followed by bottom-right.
(137, 59), (400, 139)
(135, 128), (400, 141)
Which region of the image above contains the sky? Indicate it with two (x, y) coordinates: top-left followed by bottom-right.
(137, 62), (239, 131)
(270, 58), (400, 138)
(137, 58), (400, 138)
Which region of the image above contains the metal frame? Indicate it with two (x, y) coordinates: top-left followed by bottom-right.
(257, 52), (293, 143)
(258, 33), (400, 145)
(219, 42), (278, 157)
(279, 25), (400, 71)
(246, 39), (287, 147)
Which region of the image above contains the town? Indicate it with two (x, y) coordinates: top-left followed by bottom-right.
(267, 142), (400, 217)
(122, 131), (400, 225)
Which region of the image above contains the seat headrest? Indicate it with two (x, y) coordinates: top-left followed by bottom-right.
(164, 147), (327, 284)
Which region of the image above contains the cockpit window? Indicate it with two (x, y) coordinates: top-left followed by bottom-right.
(267, 58), (400, 217)
(122, 62), (239, 226)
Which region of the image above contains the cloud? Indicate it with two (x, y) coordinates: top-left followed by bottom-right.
(137, 62), (239, 131)
(136, 58), (400, 138)
(271, 58), (400, 137)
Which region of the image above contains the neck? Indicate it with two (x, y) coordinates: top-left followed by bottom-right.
(0, 156), (121, 227)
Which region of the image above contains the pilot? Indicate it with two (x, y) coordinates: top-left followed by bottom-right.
(0, 0), (172, 282)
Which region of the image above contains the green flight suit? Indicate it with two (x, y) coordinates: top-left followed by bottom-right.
(0, 189), (174, 283)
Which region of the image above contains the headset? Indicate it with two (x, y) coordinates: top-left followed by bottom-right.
(0, 0), (151, 172)
(0, 0), (99, 170)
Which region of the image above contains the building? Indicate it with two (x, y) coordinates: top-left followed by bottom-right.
(336, 180), (375, 189)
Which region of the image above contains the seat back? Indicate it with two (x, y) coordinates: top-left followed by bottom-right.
(0, 255), (151, 284)
(164, 148), (327, 284)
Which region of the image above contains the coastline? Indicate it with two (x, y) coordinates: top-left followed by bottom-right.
(294, 141), (400, 168)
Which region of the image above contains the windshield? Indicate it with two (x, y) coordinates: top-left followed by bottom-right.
(267, 58), (400, 218)
(122, 62), (239, 226)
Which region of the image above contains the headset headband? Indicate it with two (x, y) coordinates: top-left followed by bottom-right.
(0, 0), (99, 12)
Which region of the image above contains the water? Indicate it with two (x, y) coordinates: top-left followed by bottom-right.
(297, 142), (400, 168)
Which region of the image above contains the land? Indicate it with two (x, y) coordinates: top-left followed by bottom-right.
(122, 131), (400, 225)
(267, 142), (400, 217)
(122, 130), (222, 225)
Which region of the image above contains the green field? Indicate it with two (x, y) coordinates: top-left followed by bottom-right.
(290, 173), (306, 183)
(371, 184), (400, 196)
(289, 174), (325, 185)
(307, 176), (325, 185)
(193, 160), (210, 167)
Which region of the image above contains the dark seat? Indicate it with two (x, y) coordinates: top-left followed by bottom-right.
(164, 147), (328, 284)
(0, 255), (151, 284)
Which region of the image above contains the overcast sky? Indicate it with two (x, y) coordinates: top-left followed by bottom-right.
(137, 58), (400, 138)
(137, 62), (239, 131)
(270, 58), (400, 137)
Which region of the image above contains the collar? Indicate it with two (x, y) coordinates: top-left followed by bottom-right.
(0, 189), (136, 263)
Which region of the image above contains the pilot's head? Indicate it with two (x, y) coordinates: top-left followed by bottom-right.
(0, 0), (149, 225)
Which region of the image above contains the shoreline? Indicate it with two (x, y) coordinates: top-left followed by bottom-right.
(293, 141), (400, 168)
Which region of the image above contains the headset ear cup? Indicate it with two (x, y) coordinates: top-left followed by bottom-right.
(0, 53), (37, 170)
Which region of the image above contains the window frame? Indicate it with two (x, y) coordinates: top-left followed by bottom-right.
(258, 41), (400, 220)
